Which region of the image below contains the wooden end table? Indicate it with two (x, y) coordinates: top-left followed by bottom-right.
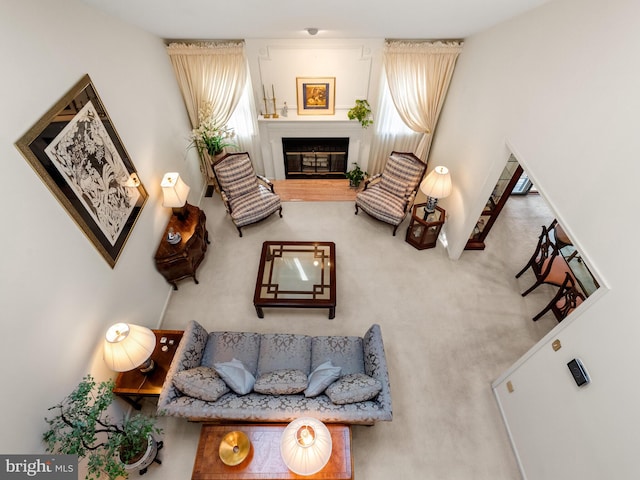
(112, 329), (183, 409)
(405, 204), (445, 250)
(192, 423), (353, 480)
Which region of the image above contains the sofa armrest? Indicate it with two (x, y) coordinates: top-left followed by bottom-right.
(157, 320), (209, 413)
(363, 324), (393, 420)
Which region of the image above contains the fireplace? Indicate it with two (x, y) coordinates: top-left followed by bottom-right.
(282, 137), (349, 179)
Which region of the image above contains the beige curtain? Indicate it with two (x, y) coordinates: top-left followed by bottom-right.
(166, 41), (247, 130)
(382, 40), (463, 161)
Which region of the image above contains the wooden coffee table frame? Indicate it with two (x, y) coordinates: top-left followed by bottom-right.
(192, 423), (352, 480)
(253, 241), (336, 319)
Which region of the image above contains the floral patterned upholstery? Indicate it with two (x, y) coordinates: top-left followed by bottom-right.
(311, 335), (364, 375)
(257, 334), (312, 376)
(158, 320), (393, 425)
(201, 331), (261, 376)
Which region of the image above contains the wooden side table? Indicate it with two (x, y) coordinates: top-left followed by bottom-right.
(406, 204), (445, 250)
(112, 329), (184, 409)
(192, 423), (353, 480)
(154, 203), (210, 290)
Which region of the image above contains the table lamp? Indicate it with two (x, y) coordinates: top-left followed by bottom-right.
(161, 172), (190, 220)
(103, 323), (156, 374)
(419, 165), (452, 219)
(280, 417), (332, 476)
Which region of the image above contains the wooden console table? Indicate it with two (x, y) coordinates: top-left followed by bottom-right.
(192, 423), (353, 480)
(154, 203), (209, 290)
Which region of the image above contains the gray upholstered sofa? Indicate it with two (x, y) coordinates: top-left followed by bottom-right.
(157, 320), (392, 425)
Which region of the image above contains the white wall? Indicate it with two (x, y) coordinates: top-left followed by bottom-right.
(431, 0), (640, 477)
(0, 0), (199, 453)
(245, 38), (383, 174)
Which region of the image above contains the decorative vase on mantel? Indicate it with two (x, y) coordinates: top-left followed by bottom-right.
(203, 149), (226, 197)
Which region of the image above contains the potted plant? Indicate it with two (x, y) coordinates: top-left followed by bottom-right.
(347, 99), (373, 128)
(189, 101), (238, 156)
(345, 162), (368, 188)
(43, 375), (162, 480)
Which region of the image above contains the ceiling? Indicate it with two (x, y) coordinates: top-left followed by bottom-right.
(82, 0), (552, 40)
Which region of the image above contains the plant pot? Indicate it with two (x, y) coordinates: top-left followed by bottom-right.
(349, 179), (361, 188)
(121, 435), (158, 474)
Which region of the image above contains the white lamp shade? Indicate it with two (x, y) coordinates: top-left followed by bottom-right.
(161, 172), (190, 208)
(103, 323), (156, 372)
(280, 418), (332, 476)
(420, 165), (452, 199)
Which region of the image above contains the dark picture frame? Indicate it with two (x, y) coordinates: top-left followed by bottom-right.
(296, 77), (335, 115)
(15, 74), (148, 268)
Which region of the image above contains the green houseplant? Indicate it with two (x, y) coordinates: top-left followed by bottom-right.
(345, 162), (368, 188)
(43, 375), (162, 480)
(347, 99), (373, 128)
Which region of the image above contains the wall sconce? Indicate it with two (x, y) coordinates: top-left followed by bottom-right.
(280, 417), (332, 476)
(123, 172), (141, 188)
(161, 172), (190, 220)
(419, 166), (452, 219)
(103, 323), (156, 374)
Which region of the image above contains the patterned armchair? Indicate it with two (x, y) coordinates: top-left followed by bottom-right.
(355, 151), (427, 235)
(212, 152), (282, 237)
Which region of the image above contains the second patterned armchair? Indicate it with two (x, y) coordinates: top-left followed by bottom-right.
(212, 152), (282, 237)
(355, 151), (428, 235)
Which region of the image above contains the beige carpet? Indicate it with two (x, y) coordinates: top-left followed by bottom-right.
(145, 194), (557, 480)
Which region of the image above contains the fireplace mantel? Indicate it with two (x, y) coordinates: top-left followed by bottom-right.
(257, 116), (370, 180)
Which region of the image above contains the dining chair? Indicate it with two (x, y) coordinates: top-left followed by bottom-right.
(533, 272), (585, 321)
(515, 223), (571, 296)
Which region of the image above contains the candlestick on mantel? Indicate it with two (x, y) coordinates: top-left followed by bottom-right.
(262, 85), (271, 118)
(271, 96), (279, 118)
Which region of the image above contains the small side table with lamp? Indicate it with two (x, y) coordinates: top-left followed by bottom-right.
(105, 322), (184, 410)
(154, 172), (210, 290)
(406, 166), (451, 250)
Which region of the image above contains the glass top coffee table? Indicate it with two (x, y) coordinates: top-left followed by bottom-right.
(254, 241), (336, 319)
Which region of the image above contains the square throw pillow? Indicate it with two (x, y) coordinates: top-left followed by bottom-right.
(325, 373), (382, 405)
(254, 369), (308, 395)
(304, 360), (342, 398)
(172, 366), (229, 402)
(214, 358), (256, 395)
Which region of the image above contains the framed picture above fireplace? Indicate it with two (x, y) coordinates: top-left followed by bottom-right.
(296, 77), (335, 115)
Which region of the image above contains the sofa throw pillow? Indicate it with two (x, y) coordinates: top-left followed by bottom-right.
(214, 358), (256, 395)
(325, 373), (382, 405)
(254, 369), (308, 395)
(304, 360), (342, 398)
(172, 366), (229, 402)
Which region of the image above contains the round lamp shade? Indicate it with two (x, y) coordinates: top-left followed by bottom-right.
(280, 417), (332, 476)
(420, 165), (452, 199)
(103, 323), (156, 372)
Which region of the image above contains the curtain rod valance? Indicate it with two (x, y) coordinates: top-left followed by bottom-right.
(166, 41), (245, 56)
(384, 40), (463, 55)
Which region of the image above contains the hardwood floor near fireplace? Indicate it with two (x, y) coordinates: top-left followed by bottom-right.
(271, 179), (358, 202)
